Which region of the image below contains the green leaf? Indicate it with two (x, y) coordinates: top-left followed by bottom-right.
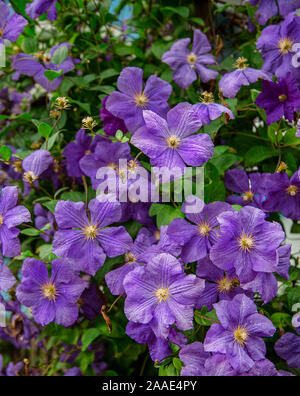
(161, 6), (190, 18)
(0, 145), (12, 161)
(21, 228), (41, 236)
(61, 191), (84, 202)
(244, 146), (278, 167)
(270, 313), (291, 328)
(39, 244), (53, 260)
(152, 42), (172, 60)
(22, 37), (38, 53)
(44, 70), (63, 81)
(284, 128), (299, 146)
(149, 204), (184, 228)
(51, 45), (69, 65)
(190, 17), (205, 26)
(210, 153), (240, 174)
(115, 130), (123, 140)
(38, 122), (52, 139)
(268, 123), (282, 144)
(70, 100), (91, 114)
(41, 132), (60, 150)
(81, 328), (101, 352)
(42, 200), (58, 214)
(286, 287), (300, 310)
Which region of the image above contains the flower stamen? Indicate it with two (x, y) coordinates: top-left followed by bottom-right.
(198, 221), (212, 237)
(134, 92), (149, 109)
(238, 233), (255, 252)
(167, 135), (181, 149)
(278, 37), (294, 55)
(23, 171), (38, 184)
(82, 224), (99, 241)
(286, 185), (298, 196)
(41, 281), (59, 302)
(154, 287), (169, 303)
(242, 191), (254, 202)
(233, 57), (249, 70)
(233, 325), (250, 347)
(187, 53), (198, 68)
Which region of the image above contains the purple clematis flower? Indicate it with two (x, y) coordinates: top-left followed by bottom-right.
(53, 198), (132, 275)
(0, 186), (31, 257)
(255, 73), (300, 125)
(16, 258), (86, 327)
(63, 130), (104, 179)
(80, 140), (132, 190)
(100, 96), (127, 136)
(225, 169), (266, 209)
(79, 283), (105, 322)
(167, 196), (233, 263)
(124, 253), (204, 339)
(126, 322), (171, 362)
(34, 203), (55, 242)
(210, 206), (285, 284)
(241, 244), (292, 303)
(106, 67), (172, 133)
(6, 361), (24, 377)
(26, 0), (57, 21)
(257, 13), (300, 78)
(179, 342), (210, 376)
(162, 29), (218, 89)
(12, 43), (77, 91)
(131, 103), (214, 170)
(22, 149), (53, 186)
(219, 57), (272, 98)
(275, 332), (300, 369)
(204, 294), (276, 373)
(262, 171), (300, 220)
(196, 256), (251, 311)
(0, 255), (16, 292)
(245, 0), (300, 25)
(105, 227), (155, 295)
(0, 3), (28, 44)
(193, 92), (234, 125)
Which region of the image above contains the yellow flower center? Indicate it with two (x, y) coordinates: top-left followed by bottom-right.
(41, 281), (59, 302)
(23, 171), (38, 184)
(242, 191), (254, 202)
(43, 53), (51, 63)
(279, 94), (287, 102)
(233, 325), (250, 347)
(55, 97), (71, 110)
(125, 252), (137, 263)
(0, 28), (4, 38)
(0, 215), (3, 226)
(154, 230), (161, 241)
(154, 287), (169, 303)
(217, 277), (239, 294)
(187, 52), (198, 66)
(286, 185), (298, 196)
(233, 57), (249, 70)
(200, 91), (214, 104)
(12, 159), (23, 174)
(82, 117), (98, 130)
(82, 224), (99, 241)
(278, 37), (294, 55)
(167, 135), (181, 149)
(134, 92), (149, 109)
(238, 233), (255, 252)
(198, 221), (212, 237)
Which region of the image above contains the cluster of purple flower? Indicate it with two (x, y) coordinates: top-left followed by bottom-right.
(1, 0), (300, 376)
